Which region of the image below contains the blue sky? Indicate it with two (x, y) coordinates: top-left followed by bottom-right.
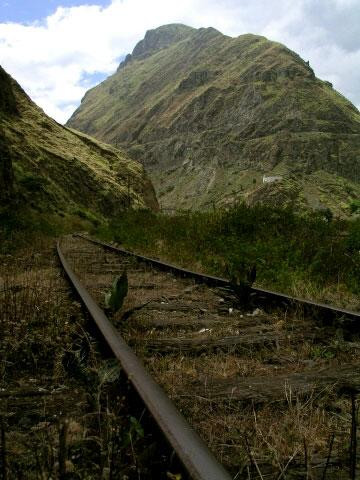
(0, 0), (359, 123)
(0, 1), (110, 23)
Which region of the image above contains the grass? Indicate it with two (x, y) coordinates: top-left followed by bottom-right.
(164, 376), (353, 477)
(94, 203), (360, 309)
(0, 203), (95, 254)
(140, 333), (359, 478)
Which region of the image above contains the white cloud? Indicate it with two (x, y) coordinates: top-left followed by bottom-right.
(0, 0), (359, 123)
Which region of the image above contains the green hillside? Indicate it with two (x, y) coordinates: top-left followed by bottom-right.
(0, 65), (158, 245)
(67, 24), (360, 215)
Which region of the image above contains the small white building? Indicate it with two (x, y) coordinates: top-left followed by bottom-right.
(263, 175), (283, 184)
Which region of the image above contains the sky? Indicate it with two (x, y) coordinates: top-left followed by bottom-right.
(0, 0), (359, 123)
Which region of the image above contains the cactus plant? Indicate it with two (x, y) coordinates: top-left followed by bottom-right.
(104, 270), (128, 313)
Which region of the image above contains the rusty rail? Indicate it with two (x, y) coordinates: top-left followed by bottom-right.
(76, 234), (360, 326)
(57, 239), (232, 480)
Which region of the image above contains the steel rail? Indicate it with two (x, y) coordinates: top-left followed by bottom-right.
(76, 234), (360, 324)
(57, 239), (232, 480)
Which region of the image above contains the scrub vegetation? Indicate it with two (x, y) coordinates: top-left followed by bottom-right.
(95, 204), (360, 309)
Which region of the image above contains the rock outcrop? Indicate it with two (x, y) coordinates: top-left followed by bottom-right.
(119, 23), (195, 68)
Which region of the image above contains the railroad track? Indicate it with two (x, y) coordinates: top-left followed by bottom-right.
(58, 234), (360, 479)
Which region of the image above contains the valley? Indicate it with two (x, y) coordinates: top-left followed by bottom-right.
(0, 18), (359, 480)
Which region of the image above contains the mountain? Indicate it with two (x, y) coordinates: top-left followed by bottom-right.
(67, 24), (360, 215)
(0, 65), (158, 229)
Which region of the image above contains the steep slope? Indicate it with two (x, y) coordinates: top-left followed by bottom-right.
(67, 24), (360, 215)
(0, 66), (158, 227)
(0, 66), (18, 200)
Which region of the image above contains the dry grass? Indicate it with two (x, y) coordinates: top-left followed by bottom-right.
(184, 391), (354, 479)
(47, 236), (360, 478)
(290, 278), (360, 312)
(0, 240), (172, 478)
(149, 354), (357, 479)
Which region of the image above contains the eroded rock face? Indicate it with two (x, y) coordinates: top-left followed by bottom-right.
(67, 25), (360, 215)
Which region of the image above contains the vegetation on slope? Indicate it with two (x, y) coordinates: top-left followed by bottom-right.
(0, 65), (158, 250)
(68, 24), (360, 215)
(94, 204), (360, 310)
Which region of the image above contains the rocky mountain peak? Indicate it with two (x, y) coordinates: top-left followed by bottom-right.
(118, 23), (195, 69)
(134, 24), (194, 55)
